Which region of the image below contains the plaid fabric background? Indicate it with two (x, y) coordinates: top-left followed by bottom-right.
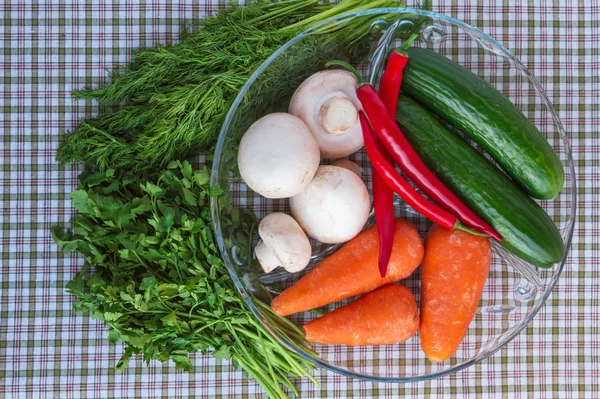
(0, 0), (598, 398)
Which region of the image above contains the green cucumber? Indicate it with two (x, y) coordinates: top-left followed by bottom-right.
(396, 94), (564, 268)
(402, 47), (564, 200)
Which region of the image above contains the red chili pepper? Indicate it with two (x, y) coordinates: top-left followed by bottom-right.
(378, 33), (417, 118)
(360, 111), (476, 233)
(372, 141), (395, 278)
(358, 85), (501, 241)
(327, 60), (502, 241)
(373, 36), (419, 278)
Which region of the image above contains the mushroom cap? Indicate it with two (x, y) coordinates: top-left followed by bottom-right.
(290, 165), (371, 244)
(238, 113), (320, 199)
(332, 159), (362, 177)
(289, 70), (363, 159)
(257, 212), (312, 273)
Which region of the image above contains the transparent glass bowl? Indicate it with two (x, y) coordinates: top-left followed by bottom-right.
(210, 9), (576, 382)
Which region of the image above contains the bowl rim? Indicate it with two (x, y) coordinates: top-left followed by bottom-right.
(210, 7), (577, 383)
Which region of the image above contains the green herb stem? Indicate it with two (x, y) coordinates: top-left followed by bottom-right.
(250, 0), (320, 24)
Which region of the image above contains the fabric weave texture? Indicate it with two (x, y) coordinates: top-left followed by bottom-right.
(0, 1), (598, 397)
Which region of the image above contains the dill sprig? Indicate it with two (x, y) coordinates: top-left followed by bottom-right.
(57, 0), (404, 175)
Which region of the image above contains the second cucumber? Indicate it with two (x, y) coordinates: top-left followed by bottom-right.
(396, 94), (564, 268)
(402, 47), (564, 200)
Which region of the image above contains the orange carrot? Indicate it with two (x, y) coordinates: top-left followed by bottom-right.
(419, 224), (492, 362)
(271, 219), (423, 316)
(304, 284), (419, 345)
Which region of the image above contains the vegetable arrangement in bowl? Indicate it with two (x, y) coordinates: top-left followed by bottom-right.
(235, 18), (567, 364)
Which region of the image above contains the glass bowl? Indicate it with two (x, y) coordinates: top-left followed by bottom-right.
(210, 9), (576, 382)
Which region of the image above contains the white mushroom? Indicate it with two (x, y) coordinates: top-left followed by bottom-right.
(289, 70), (363, 159)
(255, 212), (312, 274)
(332, 159), (362, 177)
(238, 113), (320, 199)
(290, 165), (371, 244)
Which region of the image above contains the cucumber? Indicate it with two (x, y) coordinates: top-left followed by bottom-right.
(402, 47), (564, 200)
(396, 94), (564, 268)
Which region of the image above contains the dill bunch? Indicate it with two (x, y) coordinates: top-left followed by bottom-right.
(57, 0), (404, 174)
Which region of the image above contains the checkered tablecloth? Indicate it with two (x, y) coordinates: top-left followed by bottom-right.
(1, 1), (598, 397)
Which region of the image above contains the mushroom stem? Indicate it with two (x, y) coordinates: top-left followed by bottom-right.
(319, 96), (358, 136)
(255, 241), (280, 273)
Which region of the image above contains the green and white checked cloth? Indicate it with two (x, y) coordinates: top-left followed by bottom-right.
(0, 1), (598, 397)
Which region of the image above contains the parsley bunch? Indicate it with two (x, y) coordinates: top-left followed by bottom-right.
(53, 161), (317, 398)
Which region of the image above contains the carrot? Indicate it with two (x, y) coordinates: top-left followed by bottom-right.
(271, 219), (423, 316)
(304, 284), (419, 345)
(419, 224), (492, 362)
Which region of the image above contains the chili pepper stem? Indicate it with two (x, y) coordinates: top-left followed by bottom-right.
(396, 32), (419, 54)
(453, 221), (490, 237)
(325, 60), (365, 84)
